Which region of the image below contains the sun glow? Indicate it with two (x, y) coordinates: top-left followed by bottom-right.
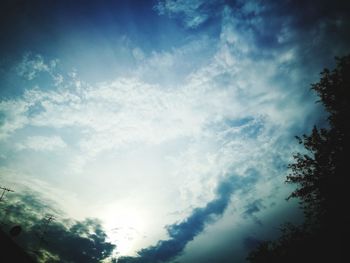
(101, 205), (150, 256)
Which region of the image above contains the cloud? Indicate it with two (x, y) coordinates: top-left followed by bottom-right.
(15, 53), (63, 85)
(155, 0), (350, 70)
(16, 135), (66, 151)
(154, 0), (224, 28)
(0, 40), (312, 258)
(242, 199), (266, 226)
(43, 219), (115, 263)
(0, 99), (29, 140)
(133, 36), (215, 86)
(1, 0), (349, 261)
(16, 53), (52, 80)
(117, 172), (258, 263)
(132, 48), (145, 61)
(0, 190), (116, 263)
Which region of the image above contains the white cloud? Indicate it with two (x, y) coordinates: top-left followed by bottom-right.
(0, 7), (322, 256)
(16, 135), (66, 151)
(132, 36), (214, 87)
(16, 53), (51, 80)
(132, 48), (145, 61)
(0, 56), (300, 255)
(0, 99), (30, 140)
(16, 53), (63, 85)
(0, 167), (82, 219)
(1, 21), (312, 211)
(0, 0), (346, 260)
(154, 0), (224, 28)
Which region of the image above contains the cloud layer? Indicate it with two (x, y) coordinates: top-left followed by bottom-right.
(0, 190), (115, 263)
(0, 0), (349, 262)
(118, 172), (259, 263)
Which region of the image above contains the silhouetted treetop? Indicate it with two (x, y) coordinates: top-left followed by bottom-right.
(286, 55), (349, 225)
(248, 55), (350, 262)
(312, 55), (350, 129)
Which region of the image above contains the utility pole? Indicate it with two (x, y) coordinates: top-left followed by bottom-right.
(0, 186), (14, 202)
(0, 207), (11, 226)
(0, 186), (14, 227)
(33, 214), (55, 253)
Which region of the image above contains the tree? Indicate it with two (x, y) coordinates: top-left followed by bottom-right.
(247, 55), (350, 262)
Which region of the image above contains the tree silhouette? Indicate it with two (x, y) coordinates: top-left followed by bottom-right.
(247, 55), (350, 262)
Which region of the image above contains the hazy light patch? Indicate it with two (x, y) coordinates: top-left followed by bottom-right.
(100, 204), (150, 256)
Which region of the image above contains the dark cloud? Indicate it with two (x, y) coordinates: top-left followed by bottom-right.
(0, 191), (115, 263)
(155, 0), (350, 71)
(243, 200), (261, 216)
(242, 199), (266, 226)
(118, 171), (259, 263)
(41, 219), (115, 263)
(232, 0), (350, 60)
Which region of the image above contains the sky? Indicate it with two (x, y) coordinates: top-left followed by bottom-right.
(0, 0), (349, 262)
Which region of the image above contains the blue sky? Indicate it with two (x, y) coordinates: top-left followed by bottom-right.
(0, 0), (349, 262)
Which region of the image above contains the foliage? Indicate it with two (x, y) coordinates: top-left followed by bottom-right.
(247, 55), (350, 262)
